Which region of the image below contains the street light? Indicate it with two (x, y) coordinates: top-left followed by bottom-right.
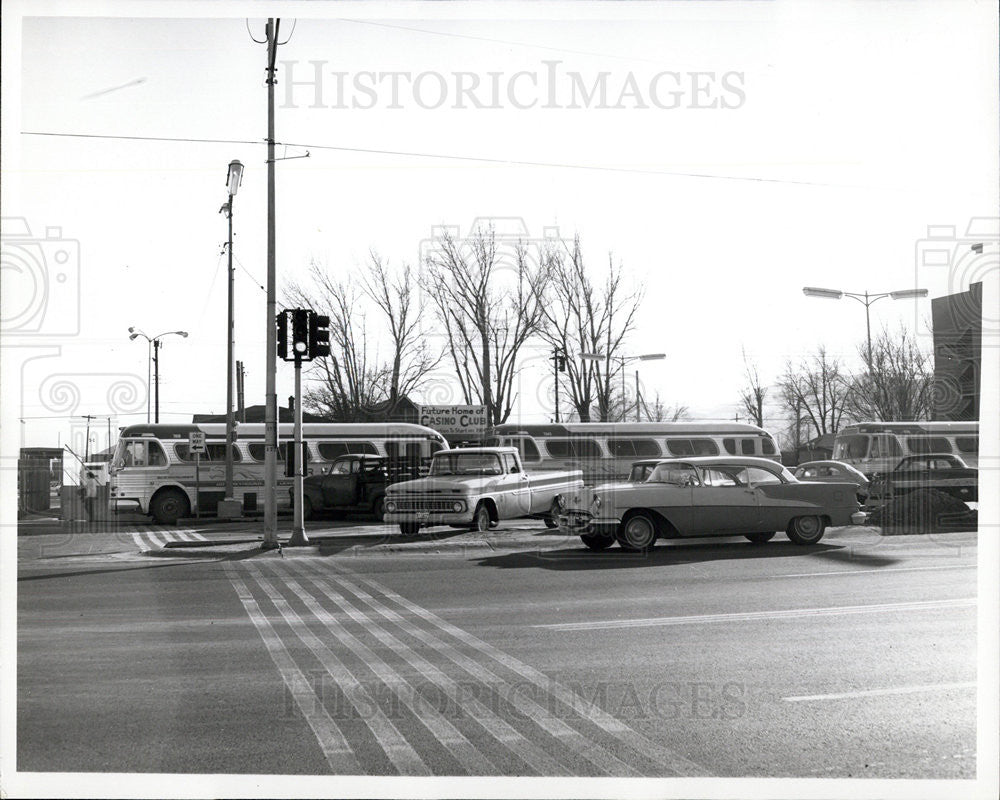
(580, 352), (667, 421)
(220, 159), (244, 502)
(128, 328), (189, 423)
(802, 286), (928, 369)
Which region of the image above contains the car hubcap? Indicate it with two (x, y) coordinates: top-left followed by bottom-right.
(626, 518), (654, 548)
(798, 517), (819, 536)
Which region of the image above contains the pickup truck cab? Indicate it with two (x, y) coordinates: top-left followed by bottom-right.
(297, 454), (424, 520)
(383, 447), (584, 535)
(869, 453), (977, 503)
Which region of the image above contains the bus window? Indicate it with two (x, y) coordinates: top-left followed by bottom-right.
(544, 438), (601, 458)
(837, 435), (869, 459)
(870, 436), (902, 459)
(762, 437), (776, 455)
(906, 437), (952, 454)
(666, 438), (719, 457)
(120, 440), (167, 468)
(956, 437), (978, 454)
(723, 438), (737, 455)
(506, 437), (541, 462)
(175, 443), (241, 462)
(318, 441), (378, 459)
(386, 441), (423, 461)
(608, 438), (661, 457)
(741, 439), (756, 455)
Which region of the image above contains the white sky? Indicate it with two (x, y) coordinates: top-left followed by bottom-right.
(2, 1), (998, 457)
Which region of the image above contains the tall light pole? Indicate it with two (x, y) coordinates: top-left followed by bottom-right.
(580, 352), (666, 421)
(128, 328), (188, 423)
(220, 159), (244, 503)
(802, 286), (928, 370)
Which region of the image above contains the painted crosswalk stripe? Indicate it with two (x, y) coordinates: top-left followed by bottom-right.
(287, 562), (569, 776)
(783, 681), (976, 702)
(191, 531), (208, 541)
(264, 563), (500, 776)
(534, 597), (977, 631)
(172, 530), (193, 542)
(223, 563), (360, 773)
(321, 561), (706, 776)
(244, 563), (430, 776)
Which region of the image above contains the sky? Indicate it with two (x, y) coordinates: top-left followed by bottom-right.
(2, 1), (998, 461)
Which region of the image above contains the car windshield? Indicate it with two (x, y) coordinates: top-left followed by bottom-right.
(429, 453), (504, 476)
(647, 464), (699, 486)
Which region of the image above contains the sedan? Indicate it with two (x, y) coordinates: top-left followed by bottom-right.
(793, 460), (870, 503)
(559, 456), (864, 552)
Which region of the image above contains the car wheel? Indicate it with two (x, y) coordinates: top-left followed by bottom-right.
(543, 499), (561, 529)
(371, 495), (385, 520)
(787, 515), (826, 545)
(471, 502), (491, 532)
(616, 512), (657, 551)
(745, 531), (775, 544)
(580, 533), (615, 550)
(150, 489), (190, 526)
(399, 522), (420, 536)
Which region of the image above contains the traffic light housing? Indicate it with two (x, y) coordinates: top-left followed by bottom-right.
(277, 310), (290, 360)
(557, 355), (566, 372)
(309, 314), (331, 359)
(292, 309), (310, 359)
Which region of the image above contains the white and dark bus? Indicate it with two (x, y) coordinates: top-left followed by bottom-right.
(832, 421), (979, 476)
(109, 422), (448, 524)
(486, 422), (781, 484)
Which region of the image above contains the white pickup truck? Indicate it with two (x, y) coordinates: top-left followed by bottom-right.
(383, 447), (584, 535)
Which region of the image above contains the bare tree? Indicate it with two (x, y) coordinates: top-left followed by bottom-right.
(285, 257), (439, 421)
(645, 393), (690, 422)
(421, 226), (549, 426)
(846, 325), (933, 421)
(538, 238), (645, 422)
(778, 346), (851, 438)
(739, 349), (768, 428)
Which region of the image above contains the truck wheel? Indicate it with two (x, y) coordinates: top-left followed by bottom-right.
(745, 532), (775, 544)
(616, 512), (657, 551)
(580, 533), (614, 550)
(544, 500), (560, 529)
(150, 489), (190, 526)
(399, 522), (420, 535)
(787, 515), (826, 545)
(471, 503), (491, 532)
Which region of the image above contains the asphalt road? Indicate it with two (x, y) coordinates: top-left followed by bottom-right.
(15, 516), (978, 781)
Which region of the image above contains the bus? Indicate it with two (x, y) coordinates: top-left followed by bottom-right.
(485, 422), (781, 484)
(109, 422), (449, 524)
(832, 421), (980, 476)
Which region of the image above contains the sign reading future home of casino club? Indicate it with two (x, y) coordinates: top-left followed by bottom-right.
(418, 405), (488, 435)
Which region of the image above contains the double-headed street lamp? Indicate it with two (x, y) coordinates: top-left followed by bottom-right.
(580, 352), (666, 421)
(128, 328), (189, 423)
(802, 286), (928, 369)
(220, 159), (244, 502)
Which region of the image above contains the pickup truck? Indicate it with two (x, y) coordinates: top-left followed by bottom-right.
(295, 454), (425, 520)
(383, 447), (584, 535)
(869, 453), (978, 503)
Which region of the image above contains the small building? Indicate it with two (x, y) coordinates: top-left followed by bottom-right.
(932, 281), (981, 421)
(796, 433), (836, 464)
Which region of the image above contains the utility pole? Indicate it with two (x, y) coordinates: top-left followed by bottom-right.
(262, 18), (281, 550)
(635, 370), (640, 422)
(236, 360), (246, 422)
(152, 340), (161, 423)
(82, 415), (96, 460)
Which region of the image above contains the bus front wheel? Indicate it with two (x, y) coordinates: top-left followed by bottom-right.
(150, 489), (190, 526)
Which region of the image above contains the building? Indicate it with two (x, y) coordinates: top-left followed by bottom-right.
(932, 282), (981, 421)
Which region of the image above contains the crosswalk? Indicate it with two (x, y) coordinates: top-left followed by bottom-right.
(130, 529), (209, 550)
(225, 557), (708, 777)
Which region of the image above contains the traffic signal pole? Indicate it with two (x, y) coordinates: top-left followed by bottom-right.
(288, 354), (308, 546)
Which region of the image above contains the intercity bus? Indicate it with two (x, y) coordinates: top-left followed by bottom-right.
(109, 422), (448, 524)
(485, 421), (781, 484)
(832, 421), (980, 476)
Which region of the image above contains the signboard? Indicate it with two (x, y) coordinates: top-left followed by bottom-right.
(188, 431), (207, 454)
(418, 405), (488, 436)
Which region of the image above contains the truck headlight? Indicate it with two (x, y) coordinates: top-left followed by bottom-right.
(385, 501), (397, 512)
(452, 501), (464, 512)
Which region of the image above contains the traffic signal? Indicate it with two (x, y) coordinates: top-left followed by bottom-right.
(309, 314), (331, 359)
(277, 310), (290, 360)
(284, 441), (310, 477)
(557, 355), (566, 372)
(291, 309), (311, 360)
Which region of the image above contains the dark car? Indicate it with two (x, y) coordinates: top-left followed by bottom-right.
(295, 454), (425, 520)
(793, 460), (870, 503)
(559, 456), (864, 551)
(869, 453), (977, 503)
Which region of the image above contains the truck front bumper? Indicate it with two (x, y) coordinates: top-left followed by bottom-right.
(384, 510), (473, 528)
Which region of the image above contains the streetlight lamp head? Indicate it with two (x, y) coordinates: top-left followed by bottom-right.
(128, 326), (135, 333)
(219, 202), (230, 216)
(639, 353), (666, 361)
(579, 353), (602, 362)
(227, 160), (244, 196)
(802, 287), (844, 300)
(889, 289), (929, 300)
(129, 333), (139, 340)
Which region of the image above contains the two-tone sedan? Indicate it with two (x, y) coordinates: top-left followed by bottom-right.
(558, 456), (865, 551)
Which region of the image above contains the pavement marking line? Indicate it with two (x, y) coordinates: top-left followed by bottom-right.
(172, 530), (192, 542)
(319, 561), (707, 778)
(534, 597), (977, 632)
(221, 562), (362, 774)
(287, 563), (571, 778)
(783, 681), (977, 703)
(775, 564), (976, 579)
(191, 531), (208, 541)
(243, 563), (431, 777)
(130, 533), (146, 550)
(263, 562), (500, 777)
